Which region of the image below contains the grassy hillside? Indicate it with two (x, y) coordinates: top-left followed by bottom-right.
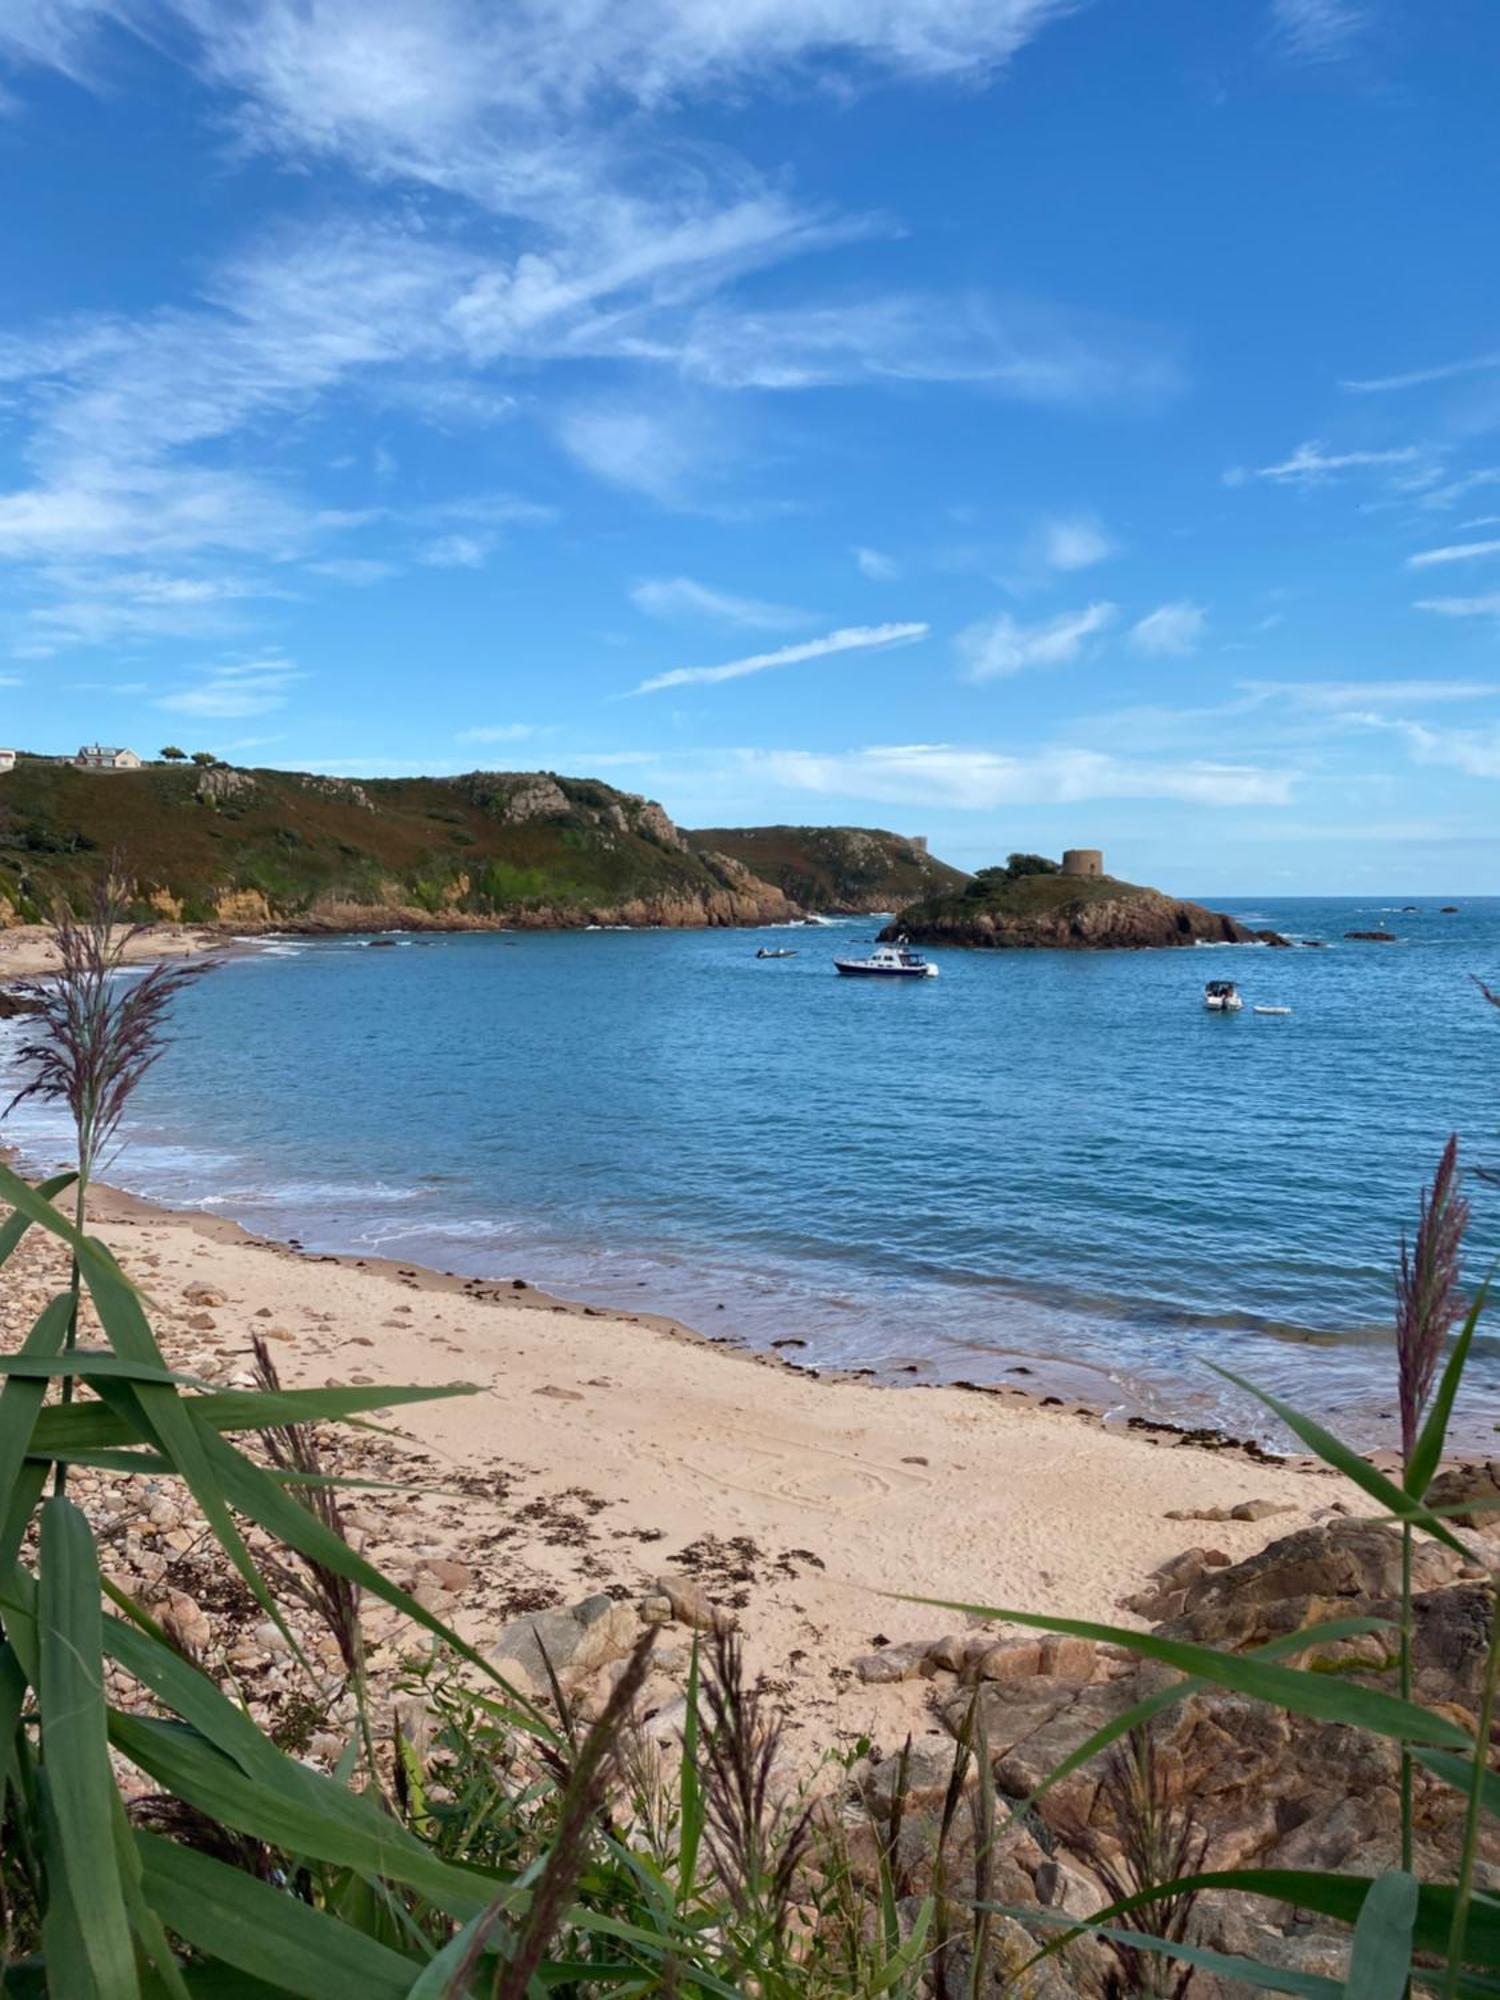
(685, 823), (965, 912)
(0, 759), (793, 929)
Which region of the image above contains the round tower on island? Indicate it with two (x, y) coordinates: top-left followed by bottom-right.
(1061, 847), (1104, 879)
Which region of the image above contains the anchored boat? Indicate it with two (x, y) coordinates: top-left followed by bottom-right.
(1204, 979), (1243, 1012)
(755, 946), (797, 959)
(834, 939), (939, 980)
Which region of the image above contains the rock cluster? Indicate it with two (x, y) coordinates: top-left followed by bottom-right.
(838, 1516), (1500, 1995)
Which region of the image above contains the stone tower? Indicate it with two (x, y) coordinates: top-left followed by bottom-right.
(1062, 847), (1104, 879)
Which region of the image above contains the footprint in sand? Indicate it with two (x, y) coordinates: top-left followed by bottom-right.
(681, 1431), (931, 1516)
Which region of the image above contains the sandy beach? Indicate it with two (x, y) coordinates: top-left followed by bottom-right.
(8, 1177), (1338, 1760)
(0, 921), (222, 980)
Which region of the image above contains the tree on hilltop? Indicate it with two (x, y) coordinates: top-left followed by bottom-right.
(190, 750), (218, 768)
(159, 745), (187, 763)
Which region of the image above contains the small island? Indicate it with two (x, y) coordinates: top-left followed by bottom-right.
(881, 847), (1287, 950)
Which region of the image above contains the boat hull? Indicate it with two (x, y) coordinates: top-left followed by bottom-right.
(834, 961), (938, 978)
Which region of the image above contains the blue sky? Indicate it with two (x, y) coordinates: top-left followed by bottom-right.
(2, 1), (1499, 892)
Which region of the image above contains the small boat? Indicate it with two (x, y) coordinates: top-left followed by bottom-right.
(756, 946), (797, 959)
(1253, 1004), (1292, 1016)
(1204, 979), (1243, 1012)
(835, 939), (938, 979)
(798, 914), (834, 927)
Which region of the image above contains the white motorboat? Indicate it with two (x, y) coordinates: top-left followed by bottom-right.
(834, 939), (938, 979)
(756, 946), (797, 959)
(1253, 1004), (1292, 1016)
(1204, 979), (1243, 1012)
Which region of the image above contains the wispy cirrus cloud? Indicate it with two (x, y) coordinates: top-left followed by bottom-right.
(853, 545), (900, 582)
(154, 655), (304, 719)
(1268, 0), (1367, 63)
(1342, 352), (1500, 395)
(631, 620), (927, 695)
(1129, 600), (1206, 657)
(1242, 677), (1500, 709)
(741, 742), (1292, 809)
(956, 601), (1115, 682)
(456, 722), (543, 743)
(1225, 439), (1426, 486)
(1415, 595), (1500, 620)
(1407, 538), (1500, 569)
(629, 576), (811, 630)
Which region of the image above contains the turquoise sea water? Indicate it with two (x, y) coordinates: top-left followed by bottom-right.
(5, 897), (1500, 1446)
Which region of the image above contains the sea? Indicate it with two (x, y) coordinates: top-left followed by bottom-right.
(4, 897), (1499, 1450)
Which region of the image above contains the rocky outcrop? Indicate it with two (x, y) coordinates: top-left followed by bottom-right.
(885, 881), (1284, 951)
(195, 766), (257, 807)
(840, 1518), (1500, 1995)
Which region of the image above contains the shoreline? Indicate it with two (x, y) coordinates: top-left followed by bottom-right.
(56, 1172), (1348, 1756)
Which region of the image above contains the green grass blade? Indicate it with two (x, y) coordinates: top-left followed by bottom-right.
(677, 1637), (703, 1909)
(1345, 1869), (1418, 1998)
(38, 1496), (140, 2000)
(28, 1379), (477, 1455)
(1206, 1361), (1470, 1556)
(1414, 1746), (1500, 1817)
(904, 1596), (1464, 1747)
(0, 1171), (77, 1267)
(984, 1903), (1342, 1996)
(134, 1830), (420, 2000)
(0, 1352), (205, 1385)
(0, 1293), (72, 1542)
(1408, 1284), (1491, 1499)
(113, 1714), (496, 1919)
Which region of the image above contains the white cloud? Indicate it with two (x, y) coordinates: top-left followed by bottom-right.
(456, 723), (540, 743)
(155, 656), (303, 719)
(1243, 678), (1500, 709)
(1415, 595), (1500, 620)
(630, 576), (810, 630)
(1407, 539), (1500, 569)
(1129, 600), (1207, 657)
(418, 533), (490, 569)
(1227, 439), (1426, 486)
(1342, 353), (1500, 395)
(306, 557), (398, 585)
(956, 602), (1115, 682)
(1269, 0), (1366, 62)
(555, 401), (710, 504)
(1416, 470), (1500, 512)
(678, 293), (1179, 406)
(1398, 721), (1500, 782)
(854, 545), (900, 581)
(1032, 513), (1116, 573)
(745, 742), (1293, 808)
(632, 620), (927, 696)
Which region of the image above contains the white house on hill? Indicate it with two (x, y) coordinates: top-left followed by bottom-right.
(0, 750), (15, 774)
(76, 743), (143, 770)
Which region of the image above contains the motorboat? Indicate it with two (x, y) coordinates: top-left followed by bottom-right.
(835, 939), (938, 979)
(756, 946), (797, 959)
(1253, 1004), (1292, 1016)
(1204, 979), (1243, 1012)
(798, 914), (834, 927)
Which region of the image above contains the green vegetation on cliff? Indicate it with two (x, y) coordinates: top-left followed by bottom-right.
(884, 857), (1276, 949)
(685, 823), (965, 912)
(0, 759), (794, 929)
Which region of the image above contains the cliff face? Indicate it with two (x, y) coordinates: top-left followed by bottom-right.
(686, 823), (966, 913)
(883, 871), (1280, 950)
(0, 760), (795, 931)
